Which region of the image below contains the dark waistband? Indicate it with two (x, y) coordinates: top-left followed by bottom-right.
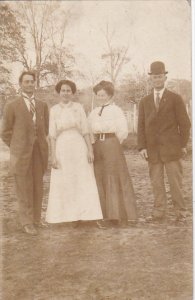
(94, 133), (115, 141)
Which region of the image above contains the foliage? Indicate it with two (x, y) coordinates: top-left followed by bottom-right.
(0, 4), (25, 89)
(0, 63), (10, 86)
(41, 46), (76, 84)
(167, 79), (192, 103)
(120, 71), (192, 106)
(119, 71), (152, 105)
(0, 4), (25, 63)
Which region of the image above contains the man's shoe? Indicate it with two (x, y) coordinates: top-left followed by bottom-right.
(23, 224), (38, 235)
(34, 221), (49, 228)
(146, 215), (165, 223)
(127, 220), (137, 227)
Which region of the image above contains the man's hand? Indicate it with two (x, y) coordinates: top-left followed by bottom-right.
(181, 147), (187, 158)
(139, 149), (148, 160)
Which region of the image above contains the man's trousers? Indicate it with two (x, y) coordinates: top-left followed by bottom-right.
(14, 140), (44, 226)
(148, 159), (186, 218)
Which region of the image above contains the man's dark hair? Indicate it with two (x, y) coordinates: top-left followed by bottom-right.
(19, 71), (36, 84)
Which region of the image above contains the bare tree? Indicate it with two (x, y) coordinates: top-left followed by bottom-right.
(15, 1), (80, 87)
(50, 11), (68, 80)
(46, 9), (76, 82)
(78, 54), (105, 110)
(101, 23), (130, 85)
(85, 68), (100, 111)
(16, 1), (60, 87)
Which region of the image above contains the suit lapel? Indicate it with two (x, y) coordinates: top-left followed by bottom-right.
(158, 88), (168, 113)
(35, 99), (41, 127)
(148, 93), (157, 113)
(19, 97), (34, 125)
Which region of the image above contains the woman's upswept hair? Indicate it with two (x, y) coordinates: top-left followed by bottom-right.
(93, 80), (114, 96)
(55, 80), (77, 94)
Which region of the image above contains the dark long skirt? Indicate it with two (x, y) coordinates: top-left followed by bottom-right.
(93, 136), (137, 221)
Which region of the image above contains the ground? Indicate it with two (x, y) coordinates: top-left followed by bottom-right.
(0, 139), (192, 300)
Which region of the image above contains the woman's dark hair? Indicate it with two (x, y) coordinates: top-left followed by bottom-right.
(19, 71), (36, 84)
(55, 80), (77, 94)
(93, 80), (114, 96)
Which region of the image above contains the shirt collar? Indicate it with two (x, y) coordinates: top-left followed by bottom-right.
(99, 100), (113, 108)
(59, 101), (72, 108)
(22, 92), (35, 101)
(154, 88), (165, 98)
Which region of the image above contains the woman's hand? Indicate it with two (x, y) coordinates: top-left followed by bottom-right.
(83, 134), (94, 163)
(51, 155), (60, 169)
(56, 128), (65, 138)
(87, 149), (94, 163)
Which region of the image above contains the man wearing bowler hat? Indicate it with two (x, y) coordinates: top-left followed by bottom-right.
(137, 61), (191, 224)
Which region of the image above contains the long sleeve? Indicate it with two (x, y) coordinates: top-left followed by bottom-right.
(78, 104), (89, 136)
(49, 108), (57, 139)
(1, 103), (15, 147)
(137, 99), (147, 151)
(87, 104), (128, 143)
(115, 107), (128, 144)
(44, 102), (49, 136)
(175, 95), (191, 147)
(87, 111), (95, 144)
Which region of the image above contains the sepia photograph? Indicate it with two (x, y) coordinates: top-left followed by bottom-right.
(0, 0), (193, 299)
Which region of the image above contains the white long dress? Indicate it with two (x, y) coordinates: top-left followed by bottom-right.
(46, 101), (103, 223)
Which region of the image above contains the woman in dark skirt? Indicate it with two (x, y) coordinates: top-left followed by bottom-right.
(88, 80), (137, 227)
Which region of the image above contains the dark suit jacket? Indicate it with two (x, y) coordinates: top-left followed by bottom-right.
(137, 89), (191, 163)
(1, 96), (49, 175)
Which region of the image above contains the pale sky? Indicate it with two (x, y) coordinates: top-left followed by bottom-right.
(67, 0), (192, 85)
(10, 0), (192, 88)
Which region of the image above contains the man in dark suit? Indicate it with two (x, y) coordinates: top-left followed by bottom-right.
(1, 71), (49, 235)
(137, 61), (191, 224)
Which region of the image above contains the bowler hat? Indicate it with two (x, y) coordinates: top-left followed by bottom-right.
(148, 61), (168, 75)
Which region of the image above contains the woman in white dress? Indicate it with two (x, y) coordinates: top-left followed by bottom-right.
(46, 80), (103, 225)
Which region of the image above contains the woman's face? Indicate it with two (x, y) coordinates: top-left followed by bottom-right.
(59, 84), (74, 103)
(96, 89), (112, 106)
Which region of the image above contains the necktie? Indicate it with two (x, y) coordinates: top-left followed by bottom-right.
(156, 92), (161, 111)
(98, 103), (110, 116)
(23, 96), (36, 118)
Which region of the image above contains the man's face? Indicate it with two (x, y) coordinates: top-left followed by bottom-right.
(20, 74), (35, 95)
(150, 74), (167, 90)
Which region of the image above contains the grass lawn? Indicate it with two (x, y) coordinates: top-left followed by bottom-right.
(0, 139), (192, 300)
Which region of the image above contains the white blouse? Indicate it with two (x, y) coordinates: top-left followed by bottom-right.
(88, 103), (128, 144)
(49, 101), (89, 139)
